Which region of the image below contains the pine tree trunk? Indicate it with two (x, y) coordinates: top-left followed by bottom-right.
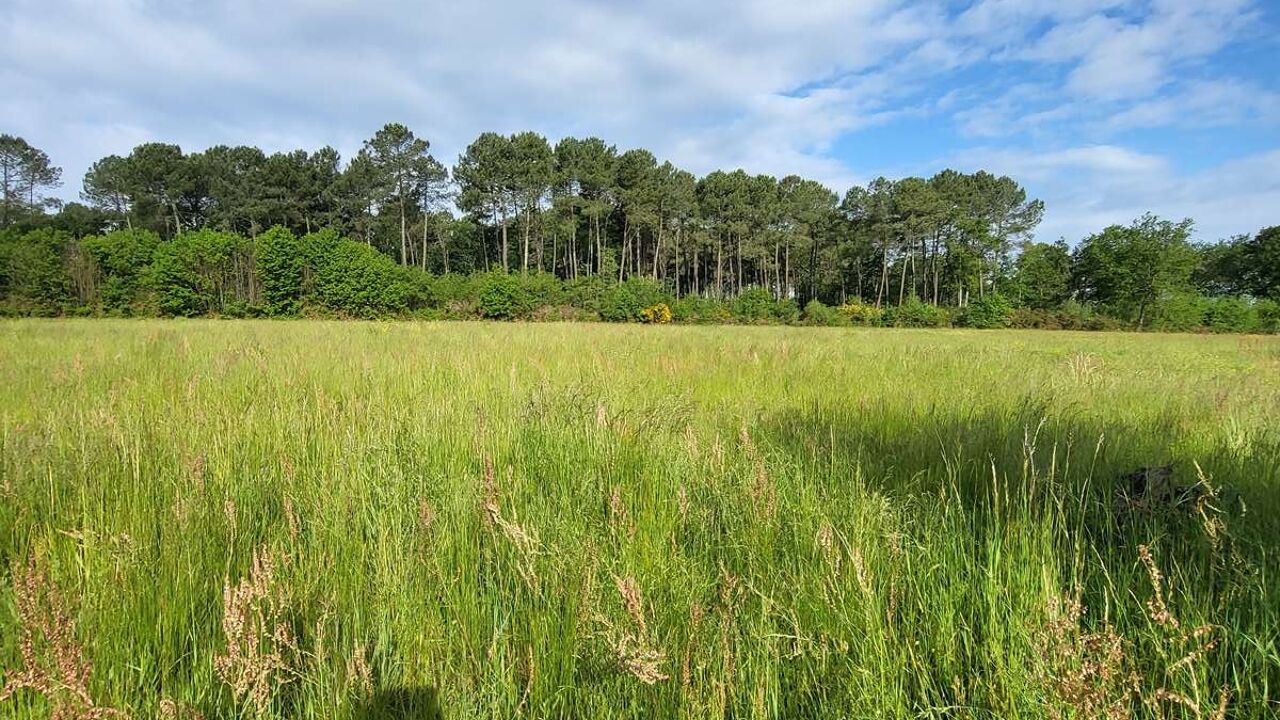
(522, 206), (530, 273)
(400, 194), (408, 266)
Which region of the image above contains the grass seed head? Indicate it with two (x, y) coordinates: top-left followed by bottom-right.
(0, 555), (127, 719)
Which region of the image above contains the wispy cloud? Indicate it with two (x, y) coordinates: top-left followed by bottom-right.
(2, 0), (1276, 240)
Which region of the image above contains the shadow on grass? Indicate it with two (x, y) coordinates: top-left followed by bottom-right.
(753, 400), (1279, 551)
(352, 686), (444, 720)
(750, 402), (1280, 709)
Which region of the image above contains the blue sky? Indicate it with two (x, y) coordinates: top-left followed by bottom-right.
(3, 0), (1277, 242)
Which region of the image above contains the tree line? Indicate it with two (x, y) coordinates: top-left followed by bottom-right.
(1, 126), (1277, 332)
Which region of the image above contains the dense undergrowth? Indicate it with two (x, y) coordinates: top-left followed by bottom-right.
(3, 227), (1278, 333)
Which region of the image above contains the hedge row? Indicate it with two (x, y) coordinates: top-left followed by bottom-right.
(2, 226), (1277, 333)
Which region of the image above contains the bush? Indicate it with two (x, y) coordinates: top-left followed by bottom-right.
(883, 296), (949, 328)
(403, 268), (435, 311)
(0, 229), (73, 315)
(1009, 308), (1062, 330)
(1202, 296), (1256, 334)
(1149, 292), (1206, 333)
(670, 295), (731, 324)
(640, 303), (672, 324)
(732, 288), (779, 323)
(1255, 299), (1280, 333)
(562, 275), (609, 316)
(599, 277), (669, 322)
(475, 271), (532, 319)
(775, 299), (800, 324)
(144, 230), (256, 317)
(801, 299), (847, 326)
(956, 293), (1013, 329)
(256, 226), (303, 315)
(311, 239), (412, 317)
(80, 229), (160, 313)
(837, 301), (884, 326)
(1058, 300), (1124, 331)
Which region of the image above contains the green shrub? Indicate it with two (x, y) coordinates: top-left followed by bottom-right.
(520, 271), (566, 312)
(1202, 296), (1256, 334)
(670, 295), (731, 324)
(1202, 297), (1252, 333)
(311, 239), (412, 317)
(475, 271), (531, 319)
(144, 230), (251, 316)
(883, 296), (949, 328)
(1149, 292), (1206, 333)
(732, 288), (779, 323)
(599, 277), (669, 322)
(80, 229), (160, 312)
(1255, 299), (1280, 333)
(775, 299), (800, 324)
(801, 300), (846, 326)
(1009, 308), (1062, 330)
(431, 273), (471, 302)
(1058, 300), (1124, 331)
(0, 229), (74, 315)
(562, 275), (609, 316)
(956, 293), (1013, 329)
(256, 226), (303, 315)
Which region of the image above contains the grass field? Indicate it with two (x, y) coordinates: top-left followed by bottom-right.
(1, 320), (1278, 719)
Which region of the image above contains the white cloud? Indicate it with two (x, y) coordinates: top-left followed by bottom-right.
(1, 0), (1275, 241)
(0, 0), (927, 193)
(952, 145), (1280, 242)
(1104, 79), (1280, 130)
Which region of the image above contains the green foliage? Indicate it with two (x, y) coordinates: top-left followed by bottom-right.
(1073, 215), (1198, 328)
(561, 275), (610, 316)
(0, 213), (1276, 334)
(599, 277), (669, 322)
(256, 226), (304, 315)
(1201, 296), (1257, 334)
(1058, 300), (1124, 331)
(1011, 241), (1071, 310)
(1197, 226), (1280, 300)
(670, 295), (731, 324)
(800, 299), (847, 326)
(733, 287), (780, 323)
(776, 299), (801, 324)
(1148, 292), (1206, 333)
(144, 229), (258, 316)
(1255, 299), (1280, 333)
(0, 228), (72, 315)
(956, 293), (1014, 329)
(882, 296), (949, 328)
(9, 122), (1277, 334)
(474, 272), (528, 319)
(80, 229), (160, 312)
(729, 288), (798, 324)
(311, 238), (413, 317)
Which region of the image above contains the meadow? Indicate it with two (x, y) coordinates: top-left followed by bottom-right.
(1, 319), (1278, 719)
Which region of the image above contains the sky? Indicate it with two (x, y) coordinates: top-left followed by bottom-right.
(2, 0), (1278, 243)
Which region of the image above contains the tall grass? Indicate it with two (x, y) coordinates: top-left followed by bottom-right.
(1, 320), (1277, 718)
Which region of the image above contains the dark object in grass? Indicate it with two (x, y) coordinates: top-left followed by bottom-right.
(1118, 465), (1177, 511)
(1115, 464), (1232, 517)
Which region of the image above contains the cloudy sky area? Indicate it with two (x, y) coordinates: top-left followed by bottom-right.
(3, 0), (1278, 242)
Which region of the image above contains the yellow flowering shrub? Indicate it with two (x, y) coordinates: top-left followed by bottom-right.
(640, 303), (673, 324)
(837, 301), (884, 325)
